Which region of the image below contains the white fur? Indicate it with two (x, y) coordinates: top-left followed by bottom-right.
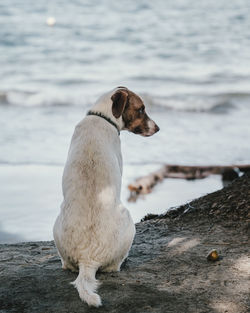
(146, 119), (157, 136)
(53, 88), (135, 307)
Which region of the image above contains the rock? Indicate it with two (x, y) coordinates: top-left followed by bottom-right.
(0, 175), (249, 313)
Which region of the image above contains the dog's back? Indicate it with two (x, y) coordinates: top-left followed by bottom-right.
(62, 116), (122, 213)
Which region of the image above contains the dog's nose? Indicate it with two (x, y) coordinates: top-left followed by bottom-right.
(155, 124), (160, 133)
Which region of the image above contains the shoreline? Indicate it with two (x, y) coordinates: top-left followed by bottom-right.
(0, 163), (223, 243)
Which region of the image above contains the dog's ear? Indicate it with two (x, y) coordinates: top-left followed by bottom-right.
(111, 90), (128, 119)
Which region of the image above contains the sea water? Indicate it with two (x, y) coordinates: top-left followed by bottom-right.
(0, 0), (250, 242)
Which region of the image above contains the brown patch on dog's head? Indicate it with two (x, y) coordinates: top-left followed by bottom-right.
(111, 87), (160, 136)
(111, 89), (128, 118)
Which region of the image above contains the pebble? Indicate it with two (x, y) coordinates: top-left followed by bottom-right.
(207, 249), (219, 261)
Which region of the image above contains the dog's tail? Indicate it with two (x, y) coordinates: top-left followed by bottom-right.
(71, 264), (101, 307)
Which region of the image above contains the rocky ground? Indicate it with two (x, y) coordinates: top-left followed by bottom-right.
(0, 175), (249, 313)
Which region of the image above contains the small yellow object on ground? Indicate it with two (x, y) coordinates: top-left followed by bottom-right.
(207, 249), (219, 261)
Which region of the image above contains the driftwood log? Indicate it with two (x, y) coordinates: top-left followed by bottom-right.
(128, 164), (250, 200)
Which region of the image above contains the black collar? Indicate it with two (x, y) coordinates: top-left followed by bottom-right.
(87, 111), (120, 135)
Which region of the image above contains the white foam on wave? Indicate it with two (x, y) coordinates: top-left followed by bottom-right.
(0, 89), (96, 108)
(149, 92), (250, 113)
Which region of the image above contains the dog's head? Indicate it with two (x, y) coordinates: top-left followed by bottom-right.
(111, 87), (159, 136)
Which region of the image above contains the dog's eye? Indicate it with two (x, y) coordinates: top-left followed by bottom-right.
(139, 107), (145, 114)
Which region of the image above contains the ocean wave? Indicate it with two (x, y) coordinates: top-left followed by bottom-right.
(150, 92), (250, 113)
(0, 90), (92, 108)
(1, 89), (250, 114)
(154, 98), (234, 113)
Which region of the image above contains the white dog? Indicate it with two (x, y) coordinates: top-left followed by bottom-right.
(53, 87), (159, 307)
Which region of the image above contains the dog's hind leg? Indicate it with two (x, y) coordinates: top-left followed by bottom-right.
(101, 262), (121, 273)
(54, 248), (76, 272)
(56, 250), (68, 270)
(62, 260), (78, 272)
(101, 253), (129, 273)
(71, 263), (102, 307)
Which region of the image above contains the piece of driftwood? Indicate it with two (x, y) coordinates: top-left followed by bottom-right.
(127, 164), (250, 201)
(128, 166), (166, 196)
